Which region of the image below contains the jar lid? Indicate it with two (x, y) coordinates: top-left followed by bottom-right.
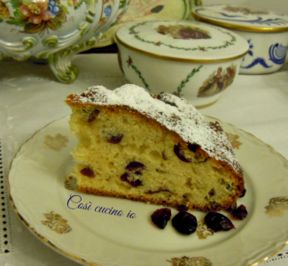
(192, 5), (288, 33)
(115, 20), (248, 62)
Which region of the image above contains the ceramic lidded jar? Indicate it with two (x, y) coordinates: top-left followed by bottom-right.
(0, 0), (128, 83)
(192, 5), (288, 74)
(115, 20), (248, 107)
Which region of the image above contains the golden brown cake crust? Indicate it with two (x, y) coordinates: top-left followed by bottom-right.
(65, 84), (245, 211)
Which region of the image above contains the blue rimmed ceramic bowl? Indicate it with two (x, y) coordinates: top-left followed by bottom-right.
(192, 5), (288, 74)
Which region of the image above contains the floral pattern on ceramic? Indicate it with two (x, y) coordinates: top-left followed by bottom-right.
(193, 6), (288, 27)
(269, 43), (287, 65)
(168, 256), (212, 266)
(265, 197), (288, 217)
(157, 24), (211, 39)
(1, 0), (68, 33)
(128, 22), (237, 52)
(241, 40), (287, 70)
(192, 5), (288, 74)
(197, 65), (236, 97)
(116, 20), (247, 106)
(226, 133), (242, 149)
(44, 133), (69, 151)
(0, 0), (128, 83)
(125, 55), (205, 97)
(42, 211), (72, 234)
(123, 54), (237, 104)
(223, 6), (268, 15)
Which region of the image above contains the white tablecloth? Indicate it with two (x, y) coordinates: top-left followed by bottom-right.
(0, 54), (287, 266)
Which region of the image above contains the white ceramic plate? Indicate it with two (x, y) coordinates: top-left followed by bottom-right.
(8, 117), (288, 266)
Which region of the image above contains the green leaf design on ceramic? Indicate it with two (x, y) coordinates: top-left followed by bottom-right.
(129, 22), (237, 52)
(126, 56), (150, 91)
(175, 65), (203, 96)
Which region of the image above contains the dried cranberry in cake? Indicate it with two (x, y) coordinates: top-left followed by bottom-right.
(87, 109), (100, 123)
(107, 133), (123, 144)
(172, 211), (198, 235)
(120, 172), (142, 187)
(227, 204), (248, 220)
(120, 161), (146, 187)
(204, 212), (234, 232)
(125, 161), (145, 171)
(174, 143), (192, 163)
(188, 143), (200, 152)
(80, 167), (95, 178)
(151, 208), (172, 229)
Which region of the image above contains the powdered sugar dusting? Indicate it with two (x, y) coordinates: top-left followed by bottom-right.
(69, 84), (241, 174)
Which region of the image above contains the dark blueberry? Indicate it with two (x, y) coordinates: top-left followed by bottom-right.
(188, 143), (200, 152)
(125, 161), (145, 171)
(87, 109), (100, 123)
(107, 134), (123, 144)
(174, 144), (192, 163)
(228, 204), (248, 220)
(172, 211), (198, 235)
(80, 167), (95, 178)
(204, 212), (234, 232)
(151, 208), (171, 229)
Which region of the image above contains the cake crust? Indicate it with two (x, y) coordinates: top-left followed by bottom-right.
(65, 84), (245, 211)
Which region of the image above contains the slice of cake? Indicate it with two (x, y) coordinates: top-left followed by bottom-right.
(65, 84), (245, 211)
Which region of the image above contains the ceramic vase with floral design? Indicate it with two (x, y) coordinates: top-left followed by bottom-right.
(0, 0), (128, 83)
